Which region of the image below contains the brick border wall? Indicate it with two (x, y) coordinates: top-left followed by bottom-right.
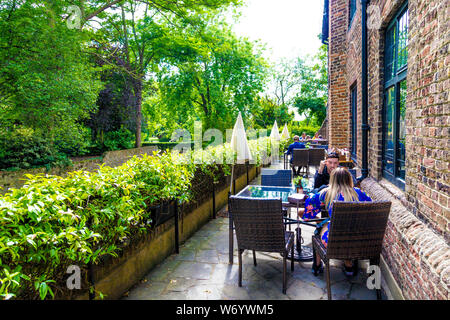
(362, 178), (449, 300)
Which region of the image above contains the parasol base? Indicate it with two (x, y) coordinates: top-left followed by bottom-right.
(287, 244), (314, 262)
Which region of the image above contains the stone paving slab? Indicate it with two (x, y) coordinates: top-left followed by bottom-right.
(123, 216), (386, 300)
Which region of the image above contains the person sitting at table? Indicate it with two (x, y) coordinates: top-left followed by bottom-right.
(313, 151), (357, 191)
(296, 167), (372, 276)
(300, 132), (307, 141)
(313, 133), (320, 140)
(286, 135), (306, 175)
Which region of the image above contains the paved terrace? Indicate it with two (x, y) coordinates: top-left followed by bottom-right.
(122, 163), (390, 300)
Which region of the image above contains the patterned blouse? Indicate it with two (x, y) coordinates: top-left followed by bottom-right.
(302, 188), (372, 245)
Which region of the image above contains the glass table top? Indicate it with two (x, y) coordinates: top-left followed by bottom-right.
(236, 185), (315, 202)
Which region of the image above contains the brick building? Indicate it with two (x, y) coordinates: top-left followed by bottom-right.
(322, 0), (449, 299)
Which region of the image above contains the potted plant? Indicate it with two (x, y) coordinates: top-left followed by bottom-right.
(293, 176), (303, 193)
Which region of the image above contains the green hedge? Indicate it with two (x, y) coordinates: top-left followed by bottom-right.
(0, 137), (274, 300)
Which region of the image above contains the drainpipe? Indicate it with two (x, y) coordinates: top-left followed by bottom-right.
(359, 0), (370, 181)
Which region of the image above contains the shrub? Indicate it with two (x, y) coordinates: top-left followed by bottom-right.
(0, 151), (195, 300)
(0, 137), (274, 300)
(103, 128), (135, 151)
(0, 129), (71, 171)
(53, 124), (92, 157)
(288, 122), (320, 138)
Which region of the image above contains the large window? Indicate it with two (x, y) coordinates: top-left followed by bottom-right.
(349, 0), (357, 26)
(351, 85), (358, 160)
(383, 4), (408, 189)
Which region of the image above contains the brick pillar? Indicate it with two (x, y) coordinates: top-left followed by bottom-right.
(328, 0), (349, 149)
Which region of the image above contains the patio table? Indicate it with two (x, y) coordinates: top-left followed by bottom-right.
(231, 185), (319, 262)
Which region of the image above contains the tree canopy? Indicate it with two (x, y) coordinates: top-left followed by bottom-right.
(0, 1), (327, 169)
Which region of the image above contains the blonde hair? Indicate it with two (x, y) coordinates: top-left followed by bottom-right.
(324, 167), (359, 209)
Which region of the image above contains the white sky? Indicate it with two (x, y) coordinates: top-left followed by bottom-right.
(226, 0), (325, 121)
(230, 0), (324, 64)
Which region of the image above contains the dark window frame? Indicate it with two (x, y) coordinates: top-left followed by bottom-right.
(349, 0), (357, 27)
(382, 3), (408, 190)
(350, 84), (358, 162)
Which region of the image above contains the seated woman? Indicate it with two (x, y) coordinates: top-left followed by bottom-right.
(296, 167), (372, 275)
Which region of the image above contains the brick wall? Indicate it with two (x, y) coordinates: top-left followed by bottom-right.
(403, 0), (449, 241)
(326, 0), (449, 299)
(328, 0), (350, 149)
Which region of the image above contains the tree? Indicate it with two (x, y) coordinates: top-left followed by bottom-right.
(156, 21), (268, 132)
(89, 0), (242, 147)
(293, 42), (328, 126)
(0, 1), (102, 147)
(271, 58), (303, 107)
(251, 96), (294, 129)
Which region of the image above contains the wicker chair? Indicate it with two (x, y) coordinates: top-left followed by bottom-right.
(312, 200), (391, 300)
(291, 149), (309, 176)
(261, 169), (292, 187)
(229, 197), (295, 294)
(308, 148), (327, 168)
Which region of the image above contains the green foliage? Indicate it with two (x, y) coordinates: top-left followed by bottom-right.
(251, 96), (294, 129)
(0, 1), (102, 142)
(155, 19), (268, 132)
(0, 136), (275, 300)
(53, 124), (92, 157)
(103, 128), (135, 151)
(0, 151), (195, 300)
(0, 129), (71, 171)
(288, 121), (320, 138)
(293, 43), (328, 127)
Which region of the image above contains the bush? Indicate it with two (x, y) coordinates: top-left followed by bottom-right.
(0, 129), (71, 171)
(53, 124), (92, 157)
(103, 128), (135, 151)
(0, 151), (195, 300)
(0, 137), (274, 300)
(288, 122), (320, 138)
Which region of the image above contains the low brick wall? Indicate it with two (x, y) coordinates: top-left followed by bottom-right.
(362, 178), (449, 300)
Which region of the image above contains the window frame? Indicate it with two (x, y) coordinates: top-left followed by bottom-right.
(350, 84), (358, 162)
(382, 3), (408, 190)
(349, 0), (357, 27)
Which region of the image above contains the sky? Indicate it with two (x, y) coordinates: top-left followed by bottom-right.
(226, 0), (325, 120)
(230, 0), (325, 64)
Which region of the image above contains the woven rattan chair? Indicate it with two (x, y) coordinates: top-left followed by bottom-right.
(291, 149), (309, 176)
(261, 169), (292, 187)
(229, 197), (295, 294)
(312, 200), (391, 300)
(308, 148), (327, 168)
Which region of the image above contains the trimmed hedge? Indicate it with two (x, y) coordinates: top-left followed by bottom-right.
(0, 137), (274, 300)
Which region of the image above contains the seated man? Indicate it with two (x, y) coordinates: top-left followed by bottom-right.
(313, 152), (357, 190)
(286, 135), (306, 175)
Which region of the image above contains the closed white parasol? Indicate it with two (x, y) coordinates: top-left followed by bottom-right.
(270, 120), (281, 141)
(281, 123), (290, 140)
